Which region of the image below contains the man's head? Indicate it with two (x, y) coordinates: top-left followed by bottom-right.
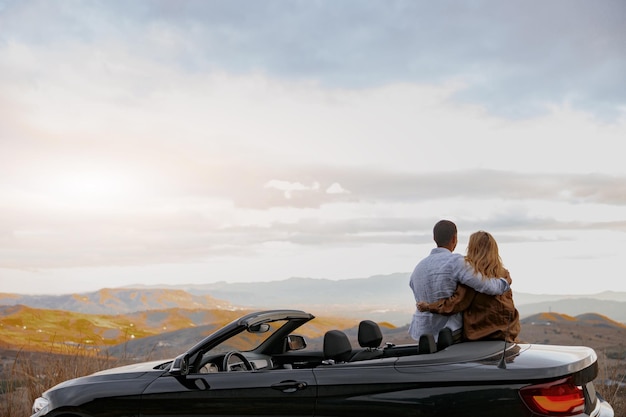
(433, 220), (457, 250)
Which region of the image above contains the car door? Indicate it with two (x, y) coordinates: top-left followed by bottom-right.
(140, 368), (316, 417)
(312, 358), (424, 417)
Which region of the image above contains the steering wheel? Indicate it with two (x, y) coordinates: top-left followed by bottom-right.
(222, 351), (254, 372)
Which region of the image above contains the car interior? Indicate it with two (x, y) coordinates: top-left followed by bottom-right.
(194, 319), (473, 373)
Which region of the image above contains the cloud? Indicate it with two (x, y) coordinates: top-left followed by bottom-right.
(232, 167), (626, 209)
(264, 179), (321, 199)
(326, 183), (349, 195)
(2, 162), (625, 269)
(1, 1), (624, 119)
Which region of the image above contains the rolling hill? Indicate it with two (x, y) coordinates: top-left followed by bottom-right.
(0, 288), (233, 314)
(0, 304), (360, 355)
(0, 304), (251, 353)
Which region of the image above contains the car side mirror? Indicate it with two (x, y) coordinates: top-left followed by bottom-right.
(170, 353), (190, 376)
(287, 335), (306, 351)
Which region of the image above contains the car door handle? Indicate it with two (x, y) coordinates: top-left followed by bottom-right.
(186, 376), (210, 390)
(271, 380), (308, 393)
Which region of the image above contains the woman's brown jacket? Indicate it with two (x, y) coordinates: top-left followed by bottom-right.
(420, 280), (520, 342)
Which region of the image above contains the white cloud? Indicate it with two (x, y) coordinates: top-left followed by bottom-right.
(264, 180), (321, 199)
(326, 183), (349, 195)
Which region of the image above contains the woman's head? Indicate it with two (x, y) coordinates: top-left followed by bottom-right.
(465, 231), (505, 278)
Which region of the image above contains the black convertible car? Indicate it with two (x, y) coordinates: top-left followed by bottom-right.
(32, 309), (613, 417)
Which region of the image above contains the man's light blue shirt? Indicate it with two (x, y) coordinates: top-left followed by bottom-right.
(408, 247), (510, 341)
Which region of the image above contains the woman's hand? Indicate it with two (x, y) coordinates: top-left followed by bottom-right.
(416, 301), (429, 312)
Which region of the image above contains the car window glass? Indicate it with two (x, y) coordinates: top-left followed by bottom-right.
(208, 319), (290, 354)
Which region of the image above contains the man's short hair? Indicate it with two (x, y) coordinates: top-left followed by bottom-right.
(433, 220), (457, 247)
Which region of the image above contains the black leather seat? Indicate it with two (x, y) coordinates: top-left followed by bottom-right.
(358, 320), (383, 348)
(437, 327), (454, 351)
(323, 330), (353, 363)
(350, 320), (384, 361)
(418, 333), (437, 354)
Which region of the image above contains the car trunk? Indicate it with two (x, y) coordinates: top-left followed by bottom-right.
(389, 341), (603, 416)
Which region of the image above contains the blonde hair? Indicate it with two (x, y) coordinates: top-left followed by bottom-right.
(465, 230), (506, 279)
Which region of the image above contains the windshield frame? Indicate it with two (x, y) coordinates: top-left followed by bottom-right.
(180, 310), (314, 372)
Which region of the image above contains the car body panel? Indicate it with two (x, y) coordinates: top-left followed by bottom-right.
(395, 342), (597, 381)
(42, 371), (160, 417)
(312, 346), (600, 417)
(140, 369), (316, 416)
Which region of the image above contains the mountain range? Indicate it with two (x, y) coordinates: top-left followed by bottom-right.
(3, 273), (625, 326)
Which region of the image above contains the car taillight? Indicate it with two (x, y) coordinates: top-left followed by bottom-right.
(520, 377), (585, 416)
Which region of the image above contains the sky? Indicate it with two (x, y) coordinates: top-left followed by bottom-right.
(1, 0), (625, 296)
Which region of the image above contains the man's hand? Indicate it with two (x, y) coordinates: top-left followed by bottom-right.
(504, 269), (512, 285)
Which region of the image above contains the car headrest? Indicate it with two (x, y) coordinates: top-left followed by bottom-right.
(418, 333), (437, 354)
(323, 330), (352, 362)
(437, 327), (453, 350)
(358, 320), (383, 348)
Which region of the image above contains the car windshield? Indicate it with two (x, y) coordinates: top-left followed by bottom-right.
(207, 318), (291, 354)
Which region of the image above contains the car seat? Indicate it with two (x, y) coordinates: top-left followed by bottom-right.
(437, 327), (454, 350)
(323, 330), (353, 363)
(350, 320), (384, 361)
(418, 333), (437, 354)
